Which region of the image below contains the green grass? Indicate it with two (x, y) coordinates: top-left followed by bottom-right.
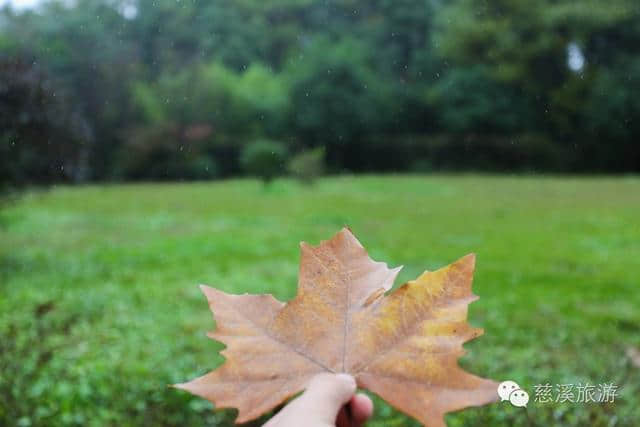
(1, 175), (639, 426)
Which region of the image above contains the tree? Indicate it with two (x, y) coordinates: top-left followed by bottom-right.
(2, 0), (140, 180)
(427, 65), (531, 134)
(240, 139), (288, 184)
(127, 61), (290, 178)
(433, 0), (640, 171)
(287, 37), (396, 170)
(0, 54), (81, 190)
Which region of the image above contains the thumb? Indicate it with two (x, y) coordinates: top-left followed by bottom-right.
(296, 373), (356, 424)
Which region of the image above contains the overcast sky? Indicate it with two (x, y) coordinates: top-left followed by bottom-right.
(0, 0), (42, 10)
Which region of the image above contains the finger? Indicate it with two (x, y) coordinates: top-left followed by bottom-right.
(295, 373), (356, 425)
(349, 393), (374, 424)
(336, 393), (374, 427)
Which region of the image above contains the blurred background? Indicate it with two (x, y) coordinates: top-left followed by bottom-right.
(1, 0), (639, 186)
(1, 1), (639, 426)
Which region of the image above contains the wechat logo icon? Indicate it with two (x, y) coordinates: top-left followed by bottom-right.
(498, 380), (529, 408)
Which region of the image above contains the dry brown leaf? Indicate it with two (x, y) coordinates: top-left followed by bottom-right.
(175, 228), (498, 426)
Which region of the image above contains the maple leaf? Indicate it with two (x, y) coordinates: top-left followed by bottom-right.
(175, 228), (498, 426)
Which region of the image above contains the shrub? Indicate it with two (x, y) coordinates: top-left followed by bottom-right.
(117, 124), (218, 181)
(240, 140), (288, 184)
(287, 147), (325, 185)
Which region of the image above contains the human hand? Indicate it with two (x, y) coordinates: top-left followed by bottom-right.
(264, 373), (374, 427)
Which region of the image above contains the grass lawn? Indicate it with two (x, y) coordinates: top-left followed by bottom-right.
(1, 175), (639, 426)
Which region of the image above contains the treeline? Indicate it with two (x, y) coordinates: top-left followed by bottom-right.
(1, 0), (639, 188)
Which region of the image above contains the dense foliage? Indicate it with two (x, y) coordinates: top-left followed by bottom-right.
(240, 139), (288, 183)
(1, 0), (639, 188)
